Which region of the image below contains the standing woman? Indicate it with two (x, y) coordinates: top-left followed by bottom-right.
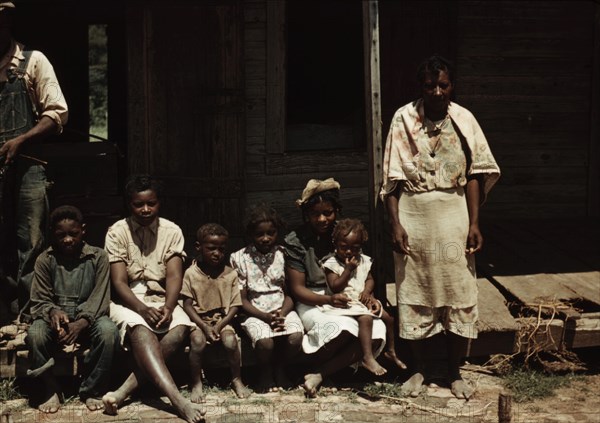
(284, 178), (386, 397)
(381, 56), (500, 399)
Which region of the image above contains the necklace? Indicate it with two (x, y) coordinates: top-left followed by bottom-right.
(424, 115), (450, 158)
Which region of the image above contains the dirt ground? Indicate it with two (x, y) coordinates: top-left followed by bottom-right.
(1, 369), (599, 423)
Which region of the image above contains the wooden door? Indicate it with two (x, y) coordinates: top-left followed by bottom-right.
(128, 0), (245, 254)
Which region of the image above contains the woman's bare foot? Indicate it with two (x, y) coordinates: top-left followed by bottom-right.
(361, 357), (387, 376)
(303, 373), (323, 398)
(190, 382), (205, 404)
(401, 372), (425, 397)
(450, 379), (474, 400)
(383, 350), (407, 369)
(172, 399), (206, 423)
(38, 392), (61, 413)
(102, 390), (127, 415)
(84, 397), (104, 411)
(231, 377), (252, 398)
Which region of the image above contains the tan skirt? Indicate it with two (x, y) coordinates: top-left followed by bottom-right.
(393, 187), (477, 308)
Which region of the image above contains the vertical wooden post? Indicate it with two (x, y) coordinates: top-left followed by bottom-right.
(363, 1), (385, 299)
(589, 4), (600, 216)
(266, 1), (286, 154)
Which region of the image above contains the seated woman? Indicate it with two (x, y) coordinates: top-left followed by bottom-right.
(284, 178), (387, 397)
(102, 174), (203, 423)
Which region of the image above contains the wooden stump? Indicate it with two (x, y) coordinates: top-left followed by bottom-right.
(498, 392), (513, 423)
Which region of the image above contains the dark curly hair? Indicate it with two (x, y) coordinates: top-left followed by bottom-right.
(49, 205), (84, 229)
(196, 223), (229, 243)
(300, 188), (342, 223)
(332, 218), (368, 244)
(124, 174), (163, 202)
(245, 203), (285, 236)
(416, 55), (454, 85)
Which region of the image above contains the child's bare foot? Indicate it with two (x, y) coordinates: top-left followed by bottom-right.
(172, 399), (206, 423)
(274, 366), (293, 390)
(450, 378), (474, 400)
(102, 391), (126, 415)
(400, 372), (425, 397)
(361, 357), (387, 376)
(302, 373), (323, 398)
(38, 392), (61, 413)
(190, 381), (205, 403)
(231, 377), (252, 398)
(383, 350), (407, 369)
(84, 397), (104, 411)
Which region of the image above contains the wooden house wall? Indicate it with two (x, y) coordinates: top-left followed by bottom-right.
(243, 0), (372, 232)
(454, 1), (597, 218)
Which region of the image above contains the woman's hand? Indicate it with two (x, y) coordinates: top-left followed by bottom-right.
(391, 222), (411, 254)
(156, 305), (173, 329)
(329, 293), (351, 308)
(466, 224), (483, 254)
(138, 305), (164, 328)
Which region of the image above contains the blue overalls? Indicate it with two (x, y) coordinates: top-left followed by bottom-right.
(0, 48), (50, 321)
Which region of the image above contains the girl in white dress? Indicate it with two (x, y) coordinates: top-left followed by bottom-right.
(322, 218), (406, 375)
(230, 204), (303, 392)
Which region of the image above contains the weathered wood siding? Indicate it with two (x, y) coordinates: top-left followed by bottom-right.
(128, 0), (245, 254)
(243, 0), (371, 230)
(455, 1), (596, 218)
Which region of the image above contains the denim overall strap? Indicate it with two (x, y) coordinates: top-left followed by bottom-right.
(50, 254), (96, 320)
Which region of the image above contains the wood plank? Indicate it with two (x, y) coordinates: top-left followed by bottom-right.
(488, 184), (586, 204)
(460, 1), (591, 20)
(458, 95), (588, 113)
(481, 203), (586, 219)
(485, 131), (590, 149)
(491, 149), (587, 168)
(571, 313), (600, 348)
(246, 171), (368, 192)
(266, 151), (368, 175)
(456, 56), (592, 77)
(458, 37), (591, 59)
(477, 278), (519, 333)
(457, 17), (592, 40)
(516, 317), (563, 352)
(590, 4), (600, 216)
(489, 167), (587, 187)
(265, 0), (285, 154)
(458, 76), (591, 97)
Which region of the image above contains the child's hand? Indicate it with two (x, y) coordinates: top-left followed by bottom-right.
(202, 324), (220, 342)
(358, 290), (371, 305)
(344, 255), (359, 271)
(368, 297), (381, 316)
(49, 309), (69, 332)
(269, 309), (286, 332)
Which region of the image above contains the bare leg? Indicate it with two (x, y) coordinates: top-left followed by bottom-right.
(189, 329), (207, 403)
(103, 324), (190, 413)
(38, 372), (61, 414)
(255, 338), (276, 392)
(381, 310), (407, 369)
(357, 315), (386, 376)
(401, 339), (425, 397)
(103, 326), (204, 422)
(275, 332), (302, 389)
(447, 332), (473, 399)
(303, 331), (362, 398)
(221, 330), (251, 398)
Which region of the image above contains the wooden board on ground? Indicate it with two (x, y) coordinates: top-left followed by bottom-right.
(476, 278), (519, 333)
(478, 220), (600, 308)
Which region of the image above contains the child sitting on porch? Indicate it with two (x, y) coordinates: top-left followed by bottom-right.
(27, 205), (118, 414)
(321, 218), (406, 375)
(182, 223), (251, 400)
(230, 204), (303, 392)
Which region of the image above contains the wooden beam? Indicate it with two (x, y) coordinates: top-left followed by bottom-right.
(266, 0), (286, 154)
(363, 0), (386, 301)
(589, 4), (600, 216)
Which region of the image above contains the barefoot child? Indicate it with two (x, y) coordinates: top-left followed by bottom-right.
(230, 204), (303, 392)
(27, 206), (118, 413)
(182, 223), (251, 400)
(321, 218), (406, 376)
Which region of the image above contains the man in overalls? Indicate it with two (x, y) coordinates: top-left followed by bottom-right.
(0, 1), (68, 322)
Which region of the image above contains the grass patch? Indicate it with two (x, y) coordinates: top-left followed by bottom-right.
(503, 369), (579, 403)
(362, 382), (406, 399)
(0, 378), (22, 401)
